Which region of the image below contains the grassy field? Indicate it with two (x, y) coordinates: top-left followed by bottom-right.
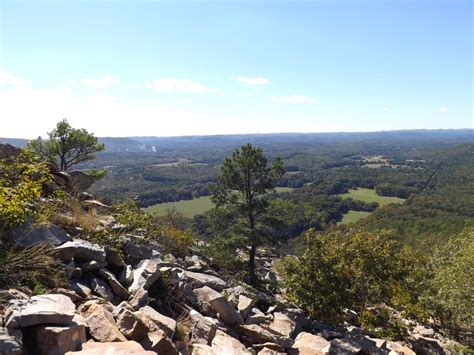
(337, 210), (372, 225)
(144, 187), (295, 218)
(339, 188), (404, 206)
(144, 195), (214, 218)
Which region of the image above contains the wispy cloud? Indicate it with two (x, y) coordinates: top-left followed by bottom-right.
(383, 107), (390, 112)
(153, 78), (218, 93)
(439, 107), (448, 112)
(270, 95), (318, 104)
(128, 84), (141, 89)
(82, 74), (119, 88)
(236, 76), (269, 85)
(0, 69), (29, 86)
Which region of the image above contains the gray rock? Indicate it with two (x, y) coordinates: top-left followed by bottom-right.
(211, 329), (253, 354)
(78, 260), (106, 272)
(185, 271), (227, 292)
(128, 260), (161, 293)
(237, 295), (255, 320)
(269, 312), (296, 338)
(290, 332), (330, 354)
(189, 309), (220, 344)
(8, 221), (71, 248)
(115, 308), (148, 341)
(129, 289), (149, 310)
(98, 268), (130, 300)
(0, 143), (21, 160)
(239, 324), (294, 349)
(66, 340), (155, 354)
(193, 286), (243, 326)
(70, 280), (92, 298)
(119, 265), (134, 287)
(330, 338), (362, 354)
(0, 327), (22, 355)
(90, 277), (115, 302)
(81, 303), (127, 342)
(4, 294), (76, 328)
(124, 239), (153, 261)
(31, 323), (86, 355)
(136, 306), (176, 339)
(67, 171), (95, 195)
(55, 239), (106, 263)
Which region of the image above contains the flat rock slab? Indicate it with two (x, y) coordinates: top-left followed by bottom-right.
(98, 268), (130, 300)
(83, 303), (127, 342)
(31, 323), (86, 355)
(55, 239), (106, 263)
(185, 271), (227, 291)
(211, 329), (253, 354)
(8, 222), (71, 248)
(136, 306), (176, 339)
(239, 325), (294, 349)
(66, 340), (156, 355)
(290, 332), (331, 355)
(4, 294), (76, 328)
(129, 260), (161, 293)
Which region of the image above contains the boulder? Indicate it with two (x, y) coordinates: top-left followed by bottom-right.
(245, 308), (272, 325)
(210, 329), (253, 354)
(185, 271), (227, 291)
(237, 295), (255, 319)
(89, 277), (115, 302)
(70, 280), (92, 299)
(189, 309), (221, 344)
(124, 240), (154, 262)
(330, 338), (362, 354)
(115, 308), (148, 341)
(98, 268), (130, 300)
(78, 260), (106, 272)
(31, 323), (86, 355)
(82, 303), (127, 342)
(136, 306), (176, 339)
(139, 328), (178, 354)
(193, 286), (243, 326)
(128, 260), (161, 293)
(8, 221), (71, 248)
(55, 239), (106, 263)
(269, 312), (296, 338)
(290, 332), (330, 355)
(119, 265), (134, 287)
(0, 289), (29, 302)
(67, 171), (95, 195)
(4, 294), (75, 328)
(0, 327), (22, 355)
(239, 324), (294, 349)
(66, 340), (156, 355)
(386, 341), (416, 355)
(105, 247), (126, 268)
(0, 143), (21, 160)
(129, 289), (149, 310)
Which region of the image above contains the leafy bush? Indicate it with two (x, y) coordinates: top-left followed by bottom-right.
(281, 227), (409, 324)
(0, 150), (52, 231)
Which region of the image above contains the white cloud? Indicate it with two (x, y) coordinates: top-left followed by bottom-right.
(153, 78), (218, 93)
(128, 84), (141, 89)
(81, 74), (119, 88)
(236, 76), (269, 85)
(383, 107), (390, 112)
(270, 95), (318, 103)
(0, 69), (29, 86)
(439, 107), (448, 112)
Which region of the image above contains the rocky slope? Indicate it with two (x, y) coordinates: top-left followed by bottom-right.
(0, 144), (461, 354)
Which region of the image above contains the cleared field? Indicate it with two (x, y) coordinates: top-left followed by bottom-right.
(339, 188), (404, 206)
(337, 210), (372, 225)
(144, 196), (214, 218)
(143, 187), (295, 218)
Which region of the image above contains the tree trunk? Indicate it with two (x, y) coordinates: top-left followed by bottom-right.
(248, 214), (257, 285)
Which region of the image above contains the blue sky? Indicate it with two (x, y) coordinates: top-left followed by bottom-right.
(0, 0), (472, 138)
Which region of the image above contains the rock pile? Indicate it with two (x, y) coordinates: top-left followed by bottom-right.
(0, 230), (455, 354)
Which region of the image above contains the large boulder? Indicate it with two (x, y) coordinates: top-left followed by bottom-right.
(0, 143), (21, 160)
(0, 327), (22, 355)
(237, 295), (255, 319)
(4, 294), (76, 328)
(136, 306), (176, 339)
(66, 340), (156, 355)
(30, 323), (87, 355)
(269, 312), (296, 338)
(128, 260), (161, 293)
(290, 332), (331, 355)
(67, 171), (95, 195)
(115, 308), (148, 341)
(98, 268), (130, 300)
(239, 324), (294, 349)
(210, 329), (253, 354)
(8, 221), (71, 248)
(189, 309), (221, 344)
(89, 277), (115, 302)
(81, 303), (127, 342)
(184, 271), (227, 291)
(55, 239), (106, 263)
(193, 286), (243, 326)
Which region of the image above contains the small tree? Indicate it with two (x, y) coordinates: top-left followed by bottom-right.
(29, 119), (104, 171)
(211, 143), (283, 285)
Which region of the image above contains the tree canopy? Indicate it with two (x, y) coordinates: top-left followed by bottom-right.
(29, 119), (104, 171)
